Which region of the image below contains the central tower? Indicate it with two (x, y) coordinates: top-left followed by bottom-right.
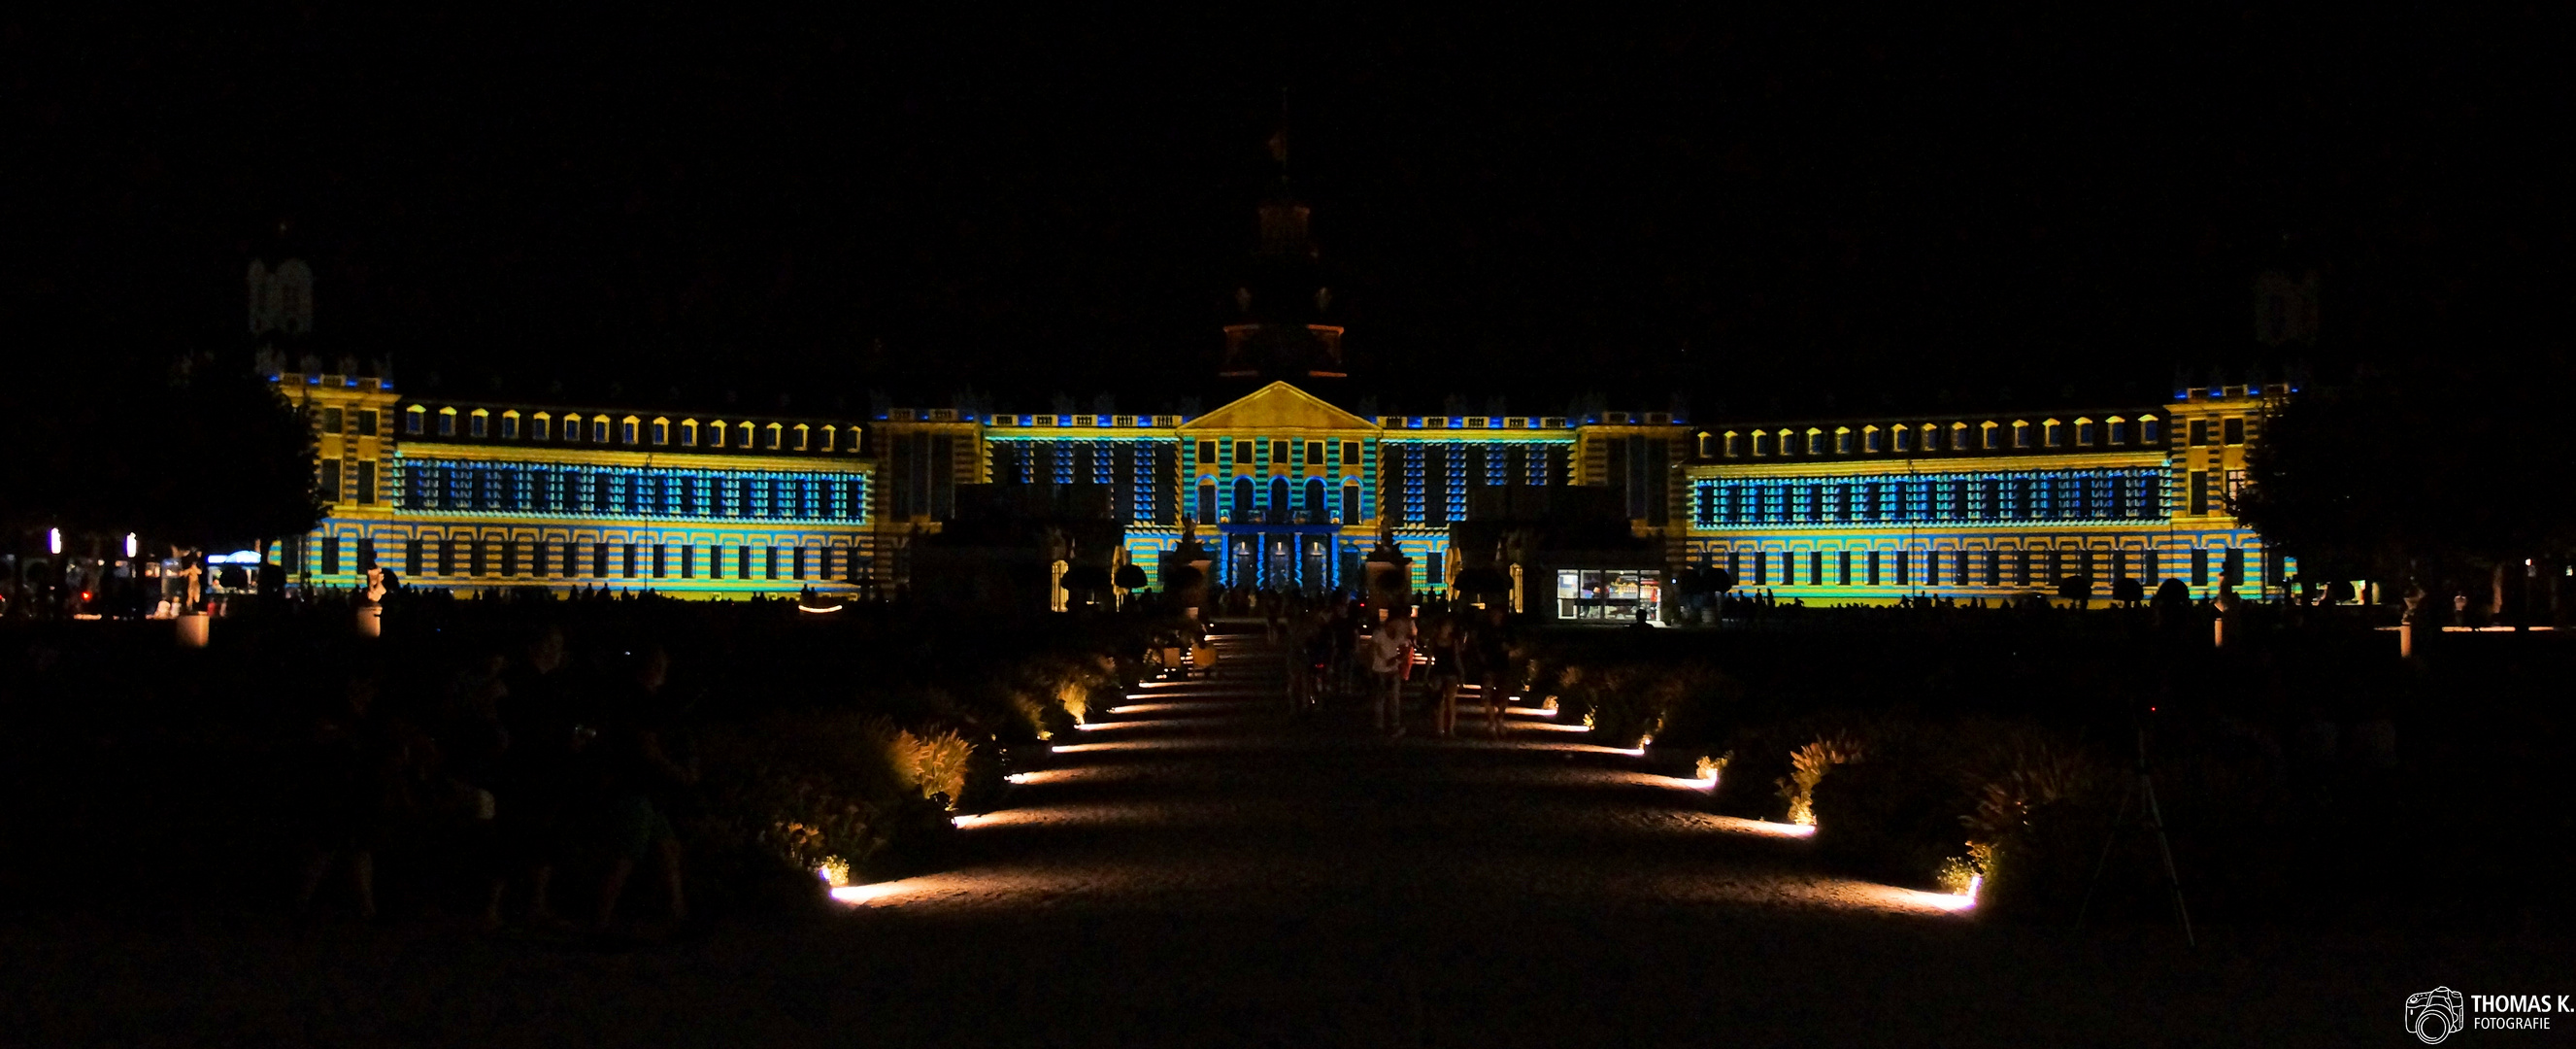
(1219, 125), (1347, 381)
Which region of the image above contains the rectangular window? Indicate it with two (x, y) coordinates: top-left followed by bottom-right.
(533, 541), (551, 577)
(1235, 440), (1254, 464)
(436, 536), (454, 576)
(1811, 551), (1824, 587)
(2223, 548), (2245, 587)
(501, 540), (518, 577)
(592, 542), (608, 578)
(2189, 420), (2211, 447)
(652, 421), (669, 445)
(649, 544), (664, 578)
(766, 547), (781, 580)
(2192, 548), (2210, 587)
(1866, 550), (1881, 586)
(406, 409), (424, 434)
(2223, 418), (2245, 445)
(2142, 418), (2161, 443)
(354, 538), (375, 573)
(470, 413), (487, 438)
(1753, 551), (1768, 587)
(533, 416), (551, 441)
(320, 536), (340, 575)
(355, 460), (377, 504)
(1305, 441), (1324, 466)
(500, 414), (519, 439)
(1270, 440), (1288, 466)
(322, 407), (344, 433)
(679, 545), (692, 579)
(1343, 441), (1362, 466)
(1781, 552), (1795, 586)
(1986, 549), (2002, 587)
(319, 457), (342, 501)
(2108, 420), (2126, 444)
(356, 408), (379, 433)
(405, 538), (422, 577)
(1838, 551), (1852, 586)
(1342, 485), (1359, 524)
(739, 546), (753, 579)
(594, 419), (611, 443)
(1895, 550), (1910, 587)
(469, 536), (487, 577)
(1198, 440), (1219, 465)
(2189, 471), (2209, 515)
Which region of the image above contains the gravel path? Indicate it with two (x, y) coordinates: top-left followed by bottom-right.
(0, 626), (2540, 1047)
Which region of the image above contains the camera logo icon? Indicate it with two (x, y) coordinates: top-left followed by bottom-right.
(2407, 986), (2464, 1044)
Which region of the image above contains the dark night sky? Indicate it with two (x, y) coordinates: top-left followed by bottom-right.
(4, 9), (2566, 418)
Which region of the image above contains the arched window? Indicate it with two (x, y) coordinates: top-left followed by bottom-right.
(532, 412), (552, 440)
(438, 407), (457, 436)
(620, 416), (640, 444)
(680, 420), (698, 447)
(1304, 478), (1326, 523)
(1231, 476), (1254, 524)
(500, 411), (519, 439)
(1196, 480), (1217, 524)
(406, 405), (426, 434)
(469, 409), (488, 438)
(651, 418), (670, 445)
(1269, 476), (1289, 524)
(737, 422), (754, 448)
(765, 423), (783, 450)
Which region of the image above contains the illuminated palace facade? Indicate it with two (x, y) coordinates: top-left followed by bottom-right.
(260, 146), (2282, 611)
(272, 363), (2282, 611)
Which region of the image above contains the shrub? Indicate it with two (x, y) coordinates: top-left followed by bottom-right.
(1779, 733), (1866, 827)
(880, 720), (973, 808)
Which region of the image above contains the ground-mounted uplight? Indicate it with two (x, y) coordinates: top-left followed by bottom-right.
(828, 882), (907, 905)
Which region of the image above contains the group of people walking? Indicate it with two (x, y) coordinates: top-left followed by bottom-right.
(1258, 592), (1519, 739)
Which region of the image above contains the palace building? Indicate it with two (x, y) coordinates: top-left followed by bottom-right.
(261, 145), (2283, 617)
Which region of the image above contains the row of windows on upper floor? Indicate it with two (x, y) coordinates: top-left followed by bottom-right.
(390, 459), (869, 522)
(1189, 439), (1371, 471)
(1707, 415), (2164, 457)
(1689, 468), (2169, 526)
(391, 405), (863, 454)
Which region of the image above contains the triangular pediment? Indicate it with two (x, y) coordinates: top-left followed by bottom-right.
(1179, 382), (1379, 433)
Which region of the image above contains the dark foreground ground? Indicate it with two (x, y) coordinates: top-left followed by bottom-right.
(0, 627), (2560, 1048)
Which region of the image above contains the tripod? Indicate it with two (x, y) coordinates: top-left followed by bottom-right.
(2076, 710), (2196, 947)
